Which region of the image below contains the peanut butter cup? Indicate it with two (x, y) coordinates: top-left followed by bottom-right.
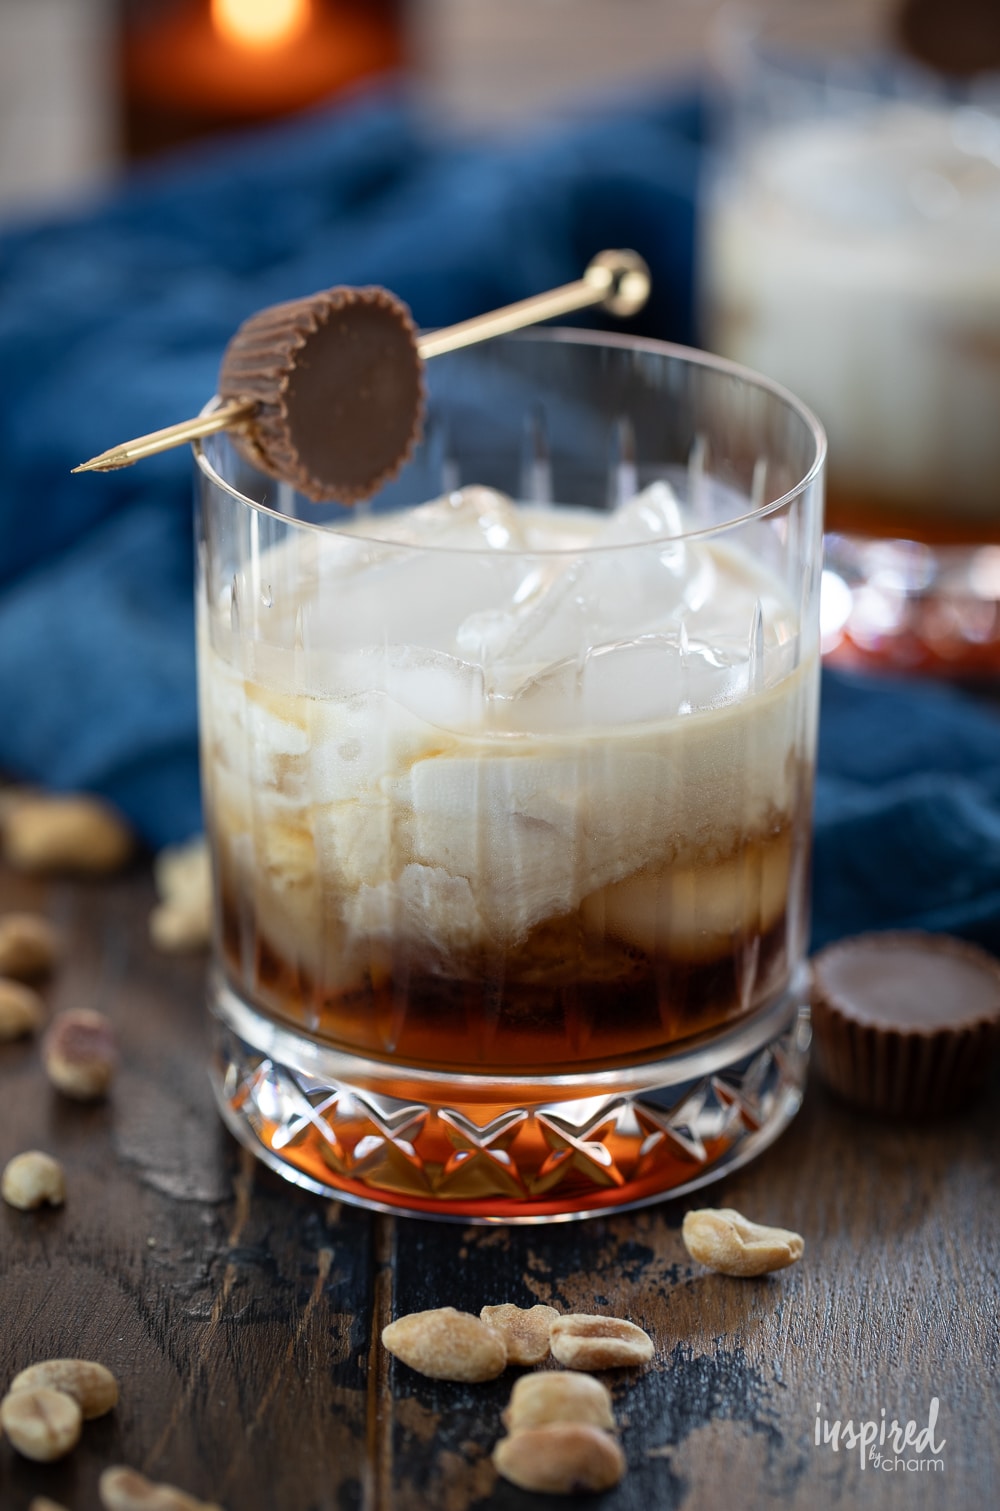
(810, 931), (1000, 1116)
(219, 284), (424, 503)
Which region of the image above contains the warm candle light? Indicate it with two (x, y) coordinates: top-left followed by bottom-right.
(121, 0), (404, 159)
(211, 0), (312, 51)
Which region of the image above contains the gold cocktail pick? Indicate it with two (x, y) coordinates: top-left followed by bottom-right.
(72, 250), (650, 478)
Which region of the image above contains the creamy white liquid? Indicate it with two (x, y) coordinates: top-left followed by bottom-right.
(704, 103), (1000, 520)
(198, 485), (817, 984)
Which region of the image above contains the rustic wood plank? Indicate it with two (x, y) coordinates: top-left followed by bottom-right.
(1, 859), (996, 1508)
(386, 1072), (999, 1509)
(0, 864), (374, 1511)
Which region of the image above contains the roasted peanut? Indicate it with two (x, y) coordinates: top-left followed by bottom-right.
(1, 1151), (66, 1210)
(493, 1424), (626, 1494)
(3, 794), (133, 875)
(149, 902), (210, 954)
(480, 1303), (559, 1365)
(682, 1207), (804, 1277)
(503, 1371), (616, 1433)
(0, 978), (45, 1039)
(0, 913), (59, 980)
(150, 837), (211, 954)
(43, 1008), (118, 1099)
(99, 1465), (224, 1510)
(155, 836), (209, 899)
(0, 1386), (82, 1461)
(29, 1498), (71, 1511)
(0, 785), (27, 824)
(549, 1313), (653, 1370)
(9, 1359), (118, 1419)
(382, 1307), (507, 1381)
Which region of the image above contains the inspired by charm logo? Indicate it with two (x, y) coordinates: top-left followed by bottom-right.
(814, 1397), (946, 1473)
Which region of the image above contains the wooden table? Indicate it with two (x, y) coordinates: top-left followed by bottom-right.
(0, 860), (996, 1510)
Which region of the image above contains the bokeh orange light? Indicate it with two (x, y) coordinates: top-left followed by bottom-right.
(210, 0), (312, 51)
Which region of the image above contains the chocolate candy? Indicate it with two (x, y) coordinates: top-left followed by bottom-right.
(810, 931), (1000, 1117)
(219, 284), (424, 504)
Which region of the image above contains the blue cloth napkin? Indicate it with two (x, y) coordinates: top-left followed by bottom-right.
(814, 671), (1000, 952)
(0, 87), (701, 843)
(0, 84), (997, 955)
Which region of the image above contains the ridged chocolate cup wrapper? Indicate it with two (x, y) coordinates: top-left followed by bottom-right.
(810, 931), (1000, 1117)
(218, 284), (424, 504)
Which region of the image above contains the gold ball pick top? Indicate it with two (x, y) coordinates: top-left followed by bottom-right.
(73, 249), (651, 505)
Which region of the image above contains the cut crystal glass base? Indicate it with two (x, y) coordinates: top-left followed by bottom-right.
(209, 974), (811, 1223)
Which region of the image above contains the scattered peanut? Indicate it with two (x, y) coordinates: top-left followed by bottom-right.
(0, 1385), (82, 1461)
(154, 835), (210, 901)
(99, 1465), (224, 1510)
(682, 1208), (804, 1277)
(0, 913), (59, 980)
(149, 902), (210, 953)
(0, 784), (29, 825)
(29, 1498), (71, 1511)
(1, 1151), (66, 1211)
(42, 1008), (118, 1100)
(382, 1307), (507, 1382)
(549, 1314), (654, 1371)
(0, 978), (45, 1039)
(480, 1303), (559, 1365)
(9, 1359), (119, 1419)
(503, 1371), (616, 1434)
(493, 1424), (626, 1495)
(149, 836), (211, 954)
(3, 794), (133, 876)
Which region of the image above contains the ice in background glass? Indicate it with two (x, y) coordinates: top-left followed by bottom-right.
(196, 330), (824, 1221)
(702, 3), (1000, 673)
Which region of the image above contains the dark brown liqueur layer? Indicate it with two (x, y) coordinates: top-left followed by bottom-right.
(218, 284), (424, 503)
(220, 893), (792, 1072)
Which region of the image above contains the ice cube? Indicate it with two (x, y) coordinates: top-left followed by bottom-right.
(299, 648), (483, 814)
(453, 482), (713, 684)
(581, 829), (792, 962)
(407, 742), (684, 942)
(454, 562), (555, 663)
(310, 499), (536, 657)
(350, 486), (531, 551)
(597, 479), (686, 545)
(364, 644), (485, 729)
(408, 752), (583, 939)
(345, 864), (487, 958)
(502, 632), (751, 732)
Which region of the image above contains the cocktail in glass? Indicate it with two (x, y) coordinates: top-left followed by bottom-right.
(195, 330), (825, 1220)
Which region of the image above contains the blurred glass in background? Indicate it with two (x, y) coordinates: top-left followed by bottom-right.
(701, 0), (1000, 675)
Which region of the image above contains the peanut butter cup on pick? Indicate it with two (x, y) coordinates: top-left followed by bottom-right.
(810, 931), (1000, 1117)
(218, 284), (424, 504)
(74, 251), (650, 493)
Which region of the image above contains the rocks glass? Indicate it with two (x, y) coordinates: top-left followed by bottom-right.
(195, 329), (824, 1220)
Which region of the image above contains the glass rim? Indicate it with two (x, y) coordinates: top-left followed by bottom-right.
(192, 327), (827, 555)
